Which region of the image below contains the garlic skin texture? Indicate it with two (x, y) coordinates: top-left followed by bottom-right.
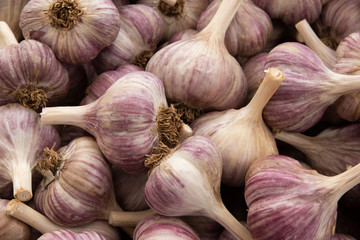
(0, 39), (69, 111)
(0, 199), (31, 240)
(38, 230), (107, 240)
(252, 0), (323, 25)
(20, 0), (121, 65)
(0, 103), (61, 201)
(133, 215), (200, 240)
(137, 0), (210, 41)
(197, 0), (272, 57)
(0, 0), (29, 40)
(93, 4), (163, 73)
(35, 137), (113, 226)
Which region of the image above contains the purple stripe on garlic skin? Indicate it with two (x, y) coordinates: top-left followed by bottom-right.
(252, 0), (323, 25)
(0, 39), (70, 108)
(20, 0), (121, 65)
(34, 137), (113, 226)
(0, 103), (61, 202)
(38, 230), (107, 240)
(133, 215), (200, 240)
(197, 0), (273, 57)
(93, 4), (163, 73)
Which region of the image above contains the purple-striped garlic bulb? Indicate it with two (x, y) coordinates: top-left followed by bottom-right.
(40, 71), (192, 174)
(0, 103), (61, 201)
(245, 155), (360, 240)
(146, 0), (247, 123)
(144, 136), (253, 240)
(191, 68), (283, 186)
(197, 0), (272, 57)
(133, 215), (200, 240)
(251, 0), (323, 25)
(0, 23), (69, 111)
(6, 199), (121, 240)
(0, 199), (31, 240)
(34, 136), (120, 226)
(137, 0), (210, 41)
(93, 4), (163, 73)
(20, 0), (121, 65)
(38, 230), (107, 240)
(81, 64), (142, 105)
(0, 0), (29, 41)
(263, 42), (360, 133)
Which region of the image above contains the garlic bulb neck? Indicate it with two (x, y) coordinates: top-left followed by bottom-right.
(108, 208), (156, 227)
(15, 84), (47, 111)
(47, 0), (83, 30)
(133, 50), (154, 70)
(0, 21), (18, 49)
(158, 0), (184, 16)
(12, 162), (33, 202)
(329, 163), (360, 200)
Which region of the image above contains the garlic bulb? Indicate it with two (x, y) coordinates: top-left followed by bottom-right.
(0, 25), (69, 111)
(81, 64), (142, 105)
(6, 199), (121, 240)
(0, 199), (31, 240)
(34, 136), (116, 226)
(252, 0), (323, 25)
(146, 0), (247, 119)
(334, 31), (360, 76)
(41, 71), (191, 174)
(144, 136), (253, 240)
(181, 216), (223, 240)
(0, 0), (29, 41)
(38, 230), (107, 240)
(197, 0), (272, 57)
(93, 4), (163, 73)
(245, 155), (360, 240)
(0, 103), (61, 201)
(133, 214), (200, 240)
(20, 0), (121, 65)
(137, 0), (210, 41)
(263, 42), (360, 132)
(191, 68), (283, 186)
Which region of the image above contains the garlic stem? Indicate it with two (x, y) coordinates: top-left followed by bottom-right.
(0, 21), (18, 49)
(245, 68), (285, 118)
(160, 0), (177, 7)
(274, 130), (315, 153)
(6, 199), (65, 233)
(295, 19), (336, 69)
(328, 73), (360, 97)
(12, 162), (33, 202)
(209, 202), (253, 240)
(200, 0), (241, 42)
(108, 209), (156, 227)
(329, 163), (360, 201)
(40, 105), (90, 128)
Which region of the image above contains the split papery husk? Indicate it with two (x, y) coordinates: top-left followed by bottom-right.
(0, 199), (31, 240)
(191, 68), (284, 186)
(0, 38), (69, 111)
(5, 199), (121, 240)
(81, 64), (142, 105)
(34, 137), (117, 226)
(20, 0), (121, 65)
(146, 0), (248, 115)
(38, 230), (107, 240)
(144, 136), (253, 240)
(93, 4), (163, 74)
(0, 0), (29, 41)
(245, 155), (360, 240)
(0, 103), (61, 202)
(274, 123), (360, 209)
(133, 214), (200, 240)
(41, 71), (190, 174)
(262, 42), (360, 133)
(251, 0), (323, 25)
(137, 0), (210, 41)
(197, 0), (272, 57)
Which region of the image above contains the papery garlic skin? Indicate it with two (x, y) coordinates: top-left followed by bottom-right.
(0, 0), (29, 41)
(38, 230), (107, 240)
(197, 0), (272, 57)
(0, 103), (61, 201)
(252, 0), (322, 25)
(134, 215), (200, 240)
(93, 4), (163, 73)
(0, 39), (69, 110)
(0, 199), (31, 240)
(20, 0), (121, 65)
(35, 137), (113, 226)
(137, 0), (210, 41)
